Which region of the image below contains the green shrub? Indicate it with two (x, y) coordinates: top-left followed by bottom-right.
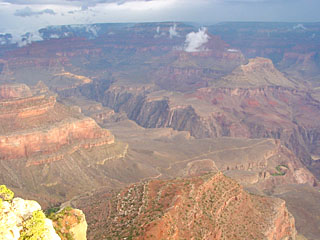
(20, 210), (48, 240)
(0, 185), (14, 201)
(271, 165), (288, 176)
(45, 207), (60, 218)
(48, 206), (76, 222)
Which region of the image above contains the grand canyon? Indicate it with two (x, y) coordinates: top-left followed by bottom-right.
(0, 21), (320, 239)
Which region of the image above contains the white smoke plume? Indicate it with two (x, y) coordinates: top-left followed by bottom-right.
(85, 25), (100, 38)
(49, 34), (60, 39)
(154, 25), (167, 38)
(293, 24), (307, 30)
(184, 27), (210, 53)
(9, 30), (43, 47)
(169, 24), (179, 38)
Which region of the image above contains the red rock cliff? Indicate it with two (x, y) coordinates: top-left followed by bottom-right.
(0, 117), (114, 160)
(0, 83), (114, 162)
(79, 172), (297, 240)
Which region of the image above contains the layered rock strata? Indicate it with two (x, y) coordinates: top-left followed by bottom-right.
(0, 83), (125, 206)
(75, 172), (297, 240)
(0, 83), (114, 163)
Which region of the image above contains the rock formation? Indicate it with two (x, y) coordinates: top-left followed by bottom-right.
(0, 83), (128, 206)
(217, 57), (297, 88)
(0, 186), (60, 240)
(49, 207), (87, 240)
(74, 172), (297, 240)
(0, 185), (87, 240)
(0, 83), (114, 162)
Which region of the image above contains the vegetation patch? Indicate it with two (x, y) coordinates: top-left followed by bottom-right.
(48, 206), (81, 240)
(0, 184), (14, 201)
(20, 210), (48, 240)
(271, 165), (288, 176)
(44, 206), (60, 217)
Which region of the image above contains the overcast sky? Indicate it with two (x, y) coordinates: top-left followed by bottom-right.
(0, 0), (319, 35)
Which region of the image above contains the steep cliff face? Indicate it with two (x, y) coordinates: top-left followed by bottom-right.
(100, 85), (218, 138)
(75, 172), (297, 240)
(100, 85), (302, 140)
(0, 83), (114, 162)
(0, 83), (128, 206)
(0, 117), (114, 162)
(95, 73), (320, 179)
(265, 199), (296, 240)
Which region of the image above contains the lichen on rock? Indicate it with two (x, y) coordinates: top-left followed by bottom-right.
(0, 185), (61, 240)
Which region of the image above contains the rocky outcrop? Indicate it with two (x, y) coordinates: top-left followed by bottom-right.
(0, 185), (88, 240)
(75, 172), (297, 240)
(50, 207), (87, 240)
(218, 57), (297, 88)
(0, 197), (60, 240)
(265, 199), (297, 240)
(69, 209), (87, 240)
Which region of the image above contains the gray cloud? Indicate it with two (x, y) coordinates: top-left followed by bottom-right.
(3, 0), (155, 13)
(0, 0), (319, 38)
(221, 0), (296, 4)
(2, 0), (152, 5)
(222, 0), (284, 2)
(14, 7), (56, 17)
(0, 0), (290, 4)
(2, 0), (67, 4)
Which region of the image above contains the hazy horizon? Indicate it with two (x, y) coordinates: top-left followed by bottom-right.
(1, 0), (319, 35)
